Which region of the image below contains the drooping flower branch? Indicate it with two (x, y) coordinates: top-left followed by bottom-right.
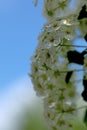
(31, 0), (87, 129)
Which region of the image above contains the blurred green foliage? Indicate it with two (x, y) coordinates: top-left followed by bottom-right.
(17, 99), (87, 130)
(18, 99), (48, 130)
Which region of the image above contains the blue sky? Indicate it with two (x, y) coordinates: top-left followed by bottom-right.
(0, 0), (45, 89)
(0, 1), (46, 129)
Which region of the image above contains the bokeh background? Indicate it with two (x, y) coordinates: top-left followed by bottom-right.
(0, 0), (87, 130)
(0, 0), (46, 130)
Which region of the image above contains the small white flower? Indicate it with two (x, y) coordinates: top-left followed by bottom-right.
(43, 0), (71, 19)
(44, 19), (61, 32)
(78, 18), (87, 36)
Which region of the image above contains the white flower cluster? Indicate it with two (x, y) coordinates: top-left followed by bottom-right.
(31, 0), (87, 130)
(43, 0), (71, 19)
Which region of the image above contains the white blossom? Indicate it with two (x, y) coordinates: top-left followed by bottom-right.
(43, 0), (71, 19)
(78, 18), (87, 36)
(31, 1), (87, 130)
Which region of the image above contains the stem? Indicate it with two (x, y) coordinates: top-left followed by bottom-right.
(60, 44), (87, 48)
(58, 105), (87, 114)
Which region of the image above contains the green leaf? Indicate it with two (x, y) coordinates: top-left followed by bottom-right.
(83, 109), (87, 126)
